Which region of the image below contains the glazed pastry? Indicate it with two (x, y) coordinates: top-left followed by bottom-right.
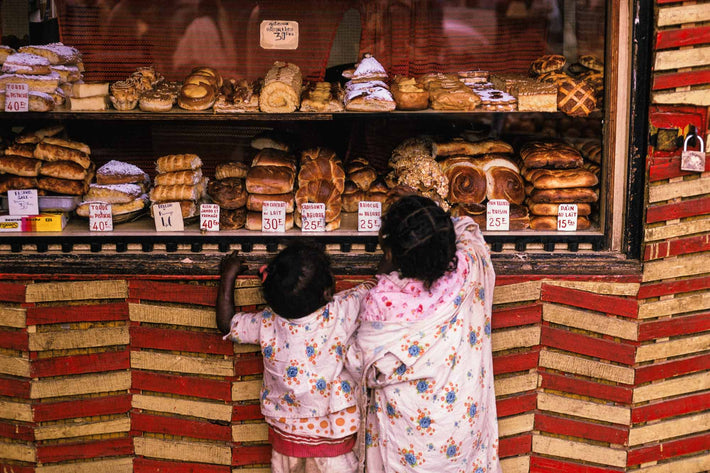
(300, 81), (344, 112)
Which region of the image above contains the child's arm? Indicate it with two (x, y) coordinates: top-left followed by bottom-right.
(216, 251), (245, 335)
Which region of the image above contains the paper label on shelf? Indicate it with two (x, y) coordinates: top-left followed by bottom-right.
(8, 189), (39, 216)
(200, 203), (220, 232)
(89, 202), (113, 232)
(358, 201), (381, 232)
(300, 203), (325, 232)
(486, 199), (509, 231)
(260, 20), (299, 50)
(5, 83), (28, 112)
(153, 202), (185, 232)
(557, 204), (578, 231)
(262, 201), (286, 232)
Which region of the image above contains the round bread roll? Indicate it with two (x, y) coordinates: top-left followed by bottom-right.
(246, 192), (295, 213)
(140, 91), (173, 112)
(440, 157), (487, 204)
(295, 179), (342, 222)
(486, 167), (525, 204)
(342, 180), (363, 213)
(346, 157), (377, 191)
(245, 166), (295, 194)
(220, 207), (246, 230)
(245, 211), (294, 231)
(178, 83), (216, 111)
(207, 177), (247, 209)
(215, 161), (248, 180)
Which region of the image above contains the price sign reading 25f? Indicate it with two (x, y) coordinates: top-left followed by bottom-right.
(358, 201), (381, 232)
(486, 199), (509, 231)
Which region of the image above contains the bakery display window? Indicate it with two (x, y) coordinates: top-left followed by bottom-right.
(0, 0), (644, 264)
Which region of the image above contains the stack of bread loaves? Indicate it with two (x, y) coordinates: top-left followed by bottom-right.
(521, 141), (599, 230)
(295, 148), (345, 231)
(24, 134), (95, 197)
(245, 148), (297, 230)
(0, 125), (62, 193)
(149, 154), (207, 219)
(77, 160), (149, 217)
(207, 161), (248, 229)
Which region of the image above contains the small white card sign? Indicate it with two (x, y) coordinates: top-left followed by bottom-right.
(200, 203), (220, 232)
(89, 202), (113, 232)
(8, 189), (38, 216)
(557, 204), (578, 231)
(486, 199), (509, 231)
(262, 201), (286, 232)
(300, 203), (325, 232)
(358, 201), (381, 232)
(5, 83), (29, 112)
(153, 202), (184, 232)
(260, 20), (299, 50)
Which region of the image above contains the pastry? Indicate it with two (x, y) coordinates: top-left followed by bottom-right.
(346, 157), (377, 191)
(245, 166), (295, 194)
(0, 45), (16, 64)
(190, 66), (222, 88)
(155, 154), (202, 173)
(214, 79), (261, 113)
(0, 155), (42, 177)
(527, 187), (599, 203)
(429, 80), (481, 111)
(388, 155), (449, 202)
(1, 53), (51, 75)
(350, 54), (388, 83)
(0, 90), (54, 112)
(250, 131), (291, 152)
(294, 179), (342, 223)
(96, 160), (147, 185)
(18, 43), (80, 65)
(246, 192), (295, 213)
(149, 184), (202, 202)
(178, 82), (215, 111)
(71, 82), (109, 98)
(215, 161), (249, 180)
(0, 175), (37, 193)
(485, 166), (526, 204)
(50, 65), (82, 82)
(259, 61), (302, 113)
(475, 89), (517, 111)
(344, 81), (396, 111)
(139, 90), (173, 112)
(5, 143), (36, 158)
(298, 151), (345, 192)
(523, 168), (599, 189)
(391, 76), (429, 110)
(14, 125), (64, 144)
(520, 142), (584, 169)
(41, 137), (90, 155)
(76, 194), (147, 217)
(207, 177), (247, 209)
(37, 176), (89, 195)
(39, 160), (90, 180)
(536, 71), (570, 85)
(579, 55), (604, 72)
(432, 139), (513, 157)
(33, 142), (91, 169)
(68, 95), (110, 111)
(515, 82), (558, 112)
(490, 73), (535, 95)
(219, 207), (247, 230)
(530, 215), (591, 231)
(87, 183), (143, 203)
(300, 81), (345, 112)
(341, 180), (364, 213)
(557, 77), (597, 117)
(392, 136), (434, 161)
(529, 54), (566, 75)
(527, 201), (592, 216)
(251, 149), (297, 171)
(154, 169), (202, 186)
(49, 87), (65, 107)
(0, 71), (61, 94)
(440, 157), (487, 204)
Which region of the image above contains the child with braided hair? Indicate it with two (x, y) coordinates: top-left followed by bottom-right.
(347, 195), (502, 473)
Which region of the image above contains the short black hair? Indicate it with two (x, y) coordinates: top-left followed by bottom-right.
(262, 241), (335, 319)
(380, 195), (457, 288)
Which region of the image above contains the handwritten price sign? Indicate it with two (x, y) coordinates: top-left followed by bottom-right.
(262, 201), (286, 232)
(301, 203), (325, 232)
(358, 201), (381, 232)
(8, 189), (38, 216)
(557, 204), (578, 231)
(89, 203), (113, 232)
(153, 202), (185, 232)
(5, 83), (28, 112)
(260, 20), (299, 50)
(200, 203), (220, 232)
(486, 199), (509, 231)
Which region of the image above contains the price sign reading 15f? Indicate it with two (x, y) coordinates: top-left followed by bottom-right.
(557, 204), (578, 231)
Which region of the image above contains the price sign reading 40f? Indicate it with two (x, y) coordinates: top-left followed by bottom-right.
(486, 199), (509, 231)
(200, 204), (220, 232)
(89, 203), (113, 232)
(153, 202), (185, 232)
(262, 201), (286, 232)
(5, 83), (28, 112)
(301, 203), (325, 232)
(557, 204), (578, 231)
(358, 201), (381, 232)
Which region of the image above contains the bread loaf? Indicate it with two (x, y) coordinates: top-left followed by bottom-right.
(40, 137), (90, 155)
(215, 161), (248, 180)
(527, 187), (599, 203)
(0, 155), (42, 177)
(33, 142), (92, 169)
(5, 143), (36, 158)
(520, 142), (583, 169)
(251, 148), (297, 171)
(37, 176), (89, 195)
(523, 168), (598, 189)
(486, 166), (526, 204)
(440, 157), (487, 204)
(341, 180), (364, 212)
(246, 192), (295, 213)
(155, 154), (202, 173)
(259, 61), (302, 113)
(154, 169), (203, 186)
(346, 157), (377, 191)
(0, 175), (37, 193)
(39, 160), (90, 180)
(245, 166), (295, 194)
(207, 177), (247, 209)
(433, 139), (513, 157)
(149, 184), (201, 202)
(220, 207), (247, 229)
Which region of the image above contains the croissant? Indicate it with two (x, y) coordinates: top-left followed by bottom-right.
(440, 157), (487, 204)
(259, 61), (302, 113)
(295, 179), (342, 223)
(298, 156), (345, 193)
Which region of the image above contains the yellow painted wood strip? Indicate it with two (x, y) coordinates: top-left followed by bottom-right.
(129, 302), (216, 329)
(543, 303), (638, 341)
(644, 218), (710, 242)
(0, 306), (26, 328)
(636, 333), (710, 362)
(493, 281), (542, 305)
(132, 393), (232, 422)
(638, 291), (710, 319)
(29, 326), (129, 351)
(538, 350), (635, 385)
(494, 372), (539, 397)
(538, 392), (630, 425)
(497, 413), (535, 438)
(532, 434), (627, 468)
(35, 457), (134, 473)
(130, 350), (234, 377)
(235, 286), (266, 306)
(492, 326), (540, 352)
(0, 353), (30, 377)
(628, 411), (710, 446)
(0, 441), (36, 462)
(232, 422), (269, 442)
(229, 468), (271, 473)
(648, 176), (710, 203)
(232, 379), (263, 402)
(633, 452), (710, 473)
(500, 455), (530, 473)
(34, 417), (130, 440)
(0, 399), (32, 422)
(30, 370), (131, 399)
(25, 280), (128, 303)
(642, 253), (710, 283)
(544, 280), (639, 296)
(633, 371), (710, 403)
(233, 343), (261, 354)
(652, 88), (710, 107)
(658, 4), (710, 27)
(133, 436), (231, 465)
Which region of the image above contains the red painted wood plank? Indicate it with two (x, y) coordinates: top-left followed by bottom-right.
(638, 312), (710, 341)
(0, 376), (31, 398)
(130, 326), (233, 355)
(535, 413), (628, 445)
(656, 24), (710, 49)
(25, 301), (129, 325)
(627, 432), (710, 466)
(492, 303), (542, 329)
(31, 349), (129, 378)
(499, 433), (532, 458)
(541, 326), (637, 365)
(0, 282), (26, 302)
(493, 350), (539, 375)
(233, 353), (264, 376)
(37, 437), (133, 463)
(653, 69), (710, 91)
(638, 274), (710, 298)
(631, 391), (710, 424)
(132, 412), (232, 442)
(33, 394), (132, 422)
(129, 280), (217, 306)
(233, 403), (264, 422)
(0, 329), (28, 351)
(539, 371), (633, 404)
(647, 196), (710, 223)
(335, 277), (371, 292)
(0, 420), (34, 441)
(0, 463), (34, 473)
(134, 457), (231, 473)
(496, 392), (537, 418)
(648, 156), (710, 181)
(541, 284), (638, 319)
(132, 371), (232, 401)
(530, 455), (624, 473)
(634, 352), (710, 384)
(231, 444), (272, 466)
(644, 234), (710, 261)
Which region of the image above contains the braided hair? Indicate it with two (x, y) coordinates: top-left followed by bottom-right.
(262, 241), (334, 320)
(380, 195), (457, 288)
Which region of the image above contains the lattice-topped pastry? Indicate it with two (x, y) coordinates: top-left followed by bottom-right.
(579, 55), (604, 72)
(557, 77), (597, 117)
(529, 54), (566, 75)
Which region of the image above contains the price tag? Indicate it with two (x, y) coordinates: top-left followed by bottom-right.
(200, 203), (220, 232)
(89, 202), (113, 232)
(262, 201), (286, 232)
(8, 189), (38, 216)
(5, 83), (29, 112)
(557, 204), (578, 231)
(260, 20), (299, 50)
(153, 202), (185, 232)
(300, 203), (325, 232)
(358, 201), (381, 232)
(486, 199), (509, 231)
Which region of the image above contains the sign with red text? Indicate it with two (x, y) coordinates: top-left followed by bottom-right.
(5, 83), (28, 112)
(486, 199), (509, 231)
(358, 201), (381, 232)
(200, 203), (220, 232)
(89, 202), (113, 232)
(300, 203), (325, 232)
(262, 201), (286, 232)
(557, 204), (578, 231)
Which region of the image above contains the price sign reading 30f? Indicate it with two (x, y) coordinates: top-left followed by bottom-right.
(262, 201), (286, 232)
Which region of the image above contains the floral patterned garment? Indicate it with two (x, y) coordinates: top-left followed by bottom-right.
(347, 217), (502, 473)
(225, 282), (373, 440)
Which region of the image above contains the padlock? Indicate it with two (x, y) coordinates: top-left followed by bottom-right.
(681, 134), (706, 172)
